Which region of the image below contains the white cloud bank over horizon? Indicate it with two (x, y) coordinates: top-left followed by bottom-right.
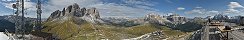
(185, 2), (244, 17)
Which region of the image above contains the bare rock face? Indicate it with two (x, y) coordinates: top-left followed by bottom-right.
(86, 8), (100, 19)
(46, 3), (103, 24)
(144, 13), (165, 25)
(47, 10), (61, 21)
(145, 13), (161, 21)
(82, 7), (103, 23)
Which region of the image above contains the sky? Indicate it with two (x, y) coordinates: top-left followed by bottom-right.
(0, 0), (244, 18)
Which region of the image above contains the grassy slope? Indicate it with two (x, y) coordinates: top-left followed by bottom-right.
(42, 18), (81, 39)
(124, 23), (162, 36)
(42, 18), (185, 40)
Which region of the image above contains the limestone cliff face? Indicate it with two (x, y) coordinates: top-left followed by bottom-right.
(144, 13), (166, 25)
(47, 10), (61, 21)
(46, 3), (103, 24)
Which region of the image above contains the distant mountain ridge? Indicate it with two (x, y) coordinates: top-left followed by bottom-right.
(0, 15), (35, 32)
(212, 14), (229, 21)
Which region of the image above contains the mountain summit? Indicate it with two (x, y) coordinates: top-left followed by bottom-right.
(47, 3), (103, 24)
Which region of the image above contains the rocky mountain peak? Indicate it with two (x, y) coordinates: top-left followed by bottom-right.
(213, 14), (229, 21)
(145, 13), (161, 21)
(47, 10), (61, 21)
(144, 13), (165, 25)
(46, 3), (103, 23)
(86, 7), (100, 19)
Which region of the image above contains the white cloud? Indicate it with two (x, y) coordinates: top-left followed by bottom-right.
(195, 7), (202, 8)
(122, 0), (155, 7)
(177, 7), (185, 10)
(185, 7), (219, 16)
(121, 0), (158, 11)
(225, 9), (240, 14)
(185, 9), (221, 17)
(224, 2), (244, 14)
(165, 0), (173, 3)
(228, 2), (244, 9)
(206, 10), (219, 15)
(185, 9), (206, 14)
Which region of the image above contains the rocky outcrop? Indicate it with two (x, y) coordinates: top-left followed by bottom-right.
(145, 13), (162, 21)
(46, 3), (103, 24)
(47, 10), (62, 21)
(144, 13), (166, 25)
(166, 14), (187, 24)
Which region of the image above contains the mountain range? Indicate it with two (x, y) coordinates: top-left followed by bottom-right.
(41, 3), (178, 40)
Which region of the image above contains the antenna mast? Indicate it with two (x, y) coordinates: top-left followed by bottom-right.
(35, 0), (42, 31)
(12, 0), (25, 39)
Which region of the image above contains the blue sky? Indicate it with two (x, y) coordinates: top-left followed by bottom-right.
(0, 0), (244, 18)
